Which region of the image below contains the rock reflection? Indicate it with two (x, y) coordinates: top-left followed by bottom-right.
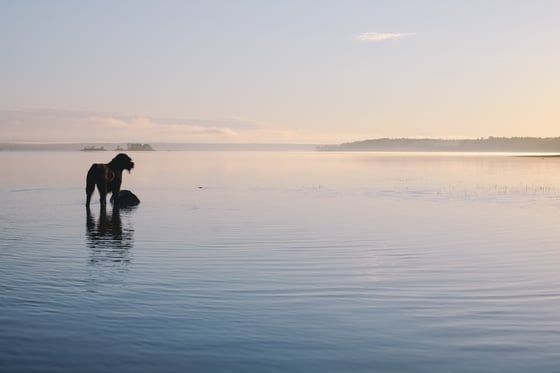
(86, 206), (134, 266)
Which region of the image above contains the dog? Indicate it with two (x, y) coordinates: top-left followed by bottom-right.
(86, 153), (134, 208)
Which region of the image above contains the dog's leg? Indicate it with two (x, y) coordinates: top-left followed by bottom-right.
(86, 205), (95, 232)
(112, 179), (122, 208)
(97, 182), (107, 208)
(85, 166), (96, 207)
(86, 182), (95, 207)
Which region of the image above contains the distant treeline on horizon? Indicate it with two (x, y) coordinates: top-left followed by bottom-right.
(317, 137), (560, 153)
(2, 138), (560, 153)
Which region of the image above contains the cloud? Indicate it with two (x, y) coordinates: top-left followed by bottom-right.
(356, 32), (415, 42)
(87, 116), (240, 137)
(0, 109), (249, 143)
(0, 108), (338, 144)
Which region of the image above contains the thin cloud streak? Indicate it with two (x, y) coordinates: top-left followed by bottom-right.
(0, 108), (320, 143)
(0, 109), (247, 143)
(357, 32), (415, 41)
(87, 116), (240, 137)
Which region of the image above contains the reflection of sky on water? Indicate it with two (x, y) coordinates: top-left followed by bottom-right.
(3, 152), (560, 373)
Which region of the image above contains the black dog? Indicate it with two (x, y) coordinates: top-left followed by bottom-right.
(86, 153), (134, 208)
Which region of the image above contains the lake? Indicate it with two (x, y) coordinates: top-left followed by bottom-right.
(1, 151), (560, 372)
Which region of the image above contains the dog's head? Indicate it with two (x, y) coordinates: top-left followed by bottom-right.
(110, 153), (135, 172)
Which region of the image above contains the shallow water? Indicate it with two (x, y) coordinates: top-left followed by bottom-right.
(1, 151), (560, 372)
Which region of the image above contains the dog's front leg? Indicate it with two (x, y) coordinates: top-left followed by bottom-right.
(112, 187), (121, 207)
(112, 178), (122, 207)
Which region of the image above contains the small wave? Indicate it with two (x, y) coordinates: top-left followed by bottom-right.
(9, 187), (52, 193)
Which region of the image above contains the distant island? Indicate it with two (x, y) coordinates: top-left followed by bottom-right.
(317, 137), (560, 153)
(81, 145), (107, 151)
(81, 143), (154, 152)
(121, 143), (153, 151)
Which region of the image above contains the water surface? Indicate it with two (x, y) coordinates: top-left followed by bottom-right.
(1, 151), (560, 372)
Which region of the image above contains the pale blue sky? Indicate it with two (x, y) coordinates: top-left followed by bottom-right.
(1, 1), (559, 143)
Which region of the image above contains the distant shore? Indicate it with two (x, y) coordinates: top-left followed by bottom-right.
(515, 154), (560, 158)
(2, 137), (560, 154)
(317, 137), (560, 153)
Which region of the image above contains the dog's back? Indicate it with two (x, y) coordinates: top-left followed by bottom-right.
(86, 163), (115, 184)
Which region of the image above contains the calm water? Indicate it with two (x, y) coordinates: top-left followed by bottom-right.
(2, 151), (560, 372)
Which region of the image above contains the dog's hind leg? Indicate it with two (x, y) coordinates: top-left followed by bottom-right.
(85, 168), (96, 208)
(86, 186), (94, 207)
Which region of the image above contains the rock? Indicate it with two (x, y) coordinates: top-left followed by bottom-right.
(111, 190), (140, 207)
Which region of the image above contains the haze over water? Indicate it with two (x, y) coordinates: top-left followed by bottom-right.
(2, 151), (560, 372)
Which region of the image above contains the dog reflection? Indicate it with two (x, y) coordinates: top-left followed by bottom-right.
(86, 206), (133, 265)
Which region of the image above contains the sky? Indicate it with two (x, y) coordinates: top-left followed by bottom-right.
(1, 0), (559, 144)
